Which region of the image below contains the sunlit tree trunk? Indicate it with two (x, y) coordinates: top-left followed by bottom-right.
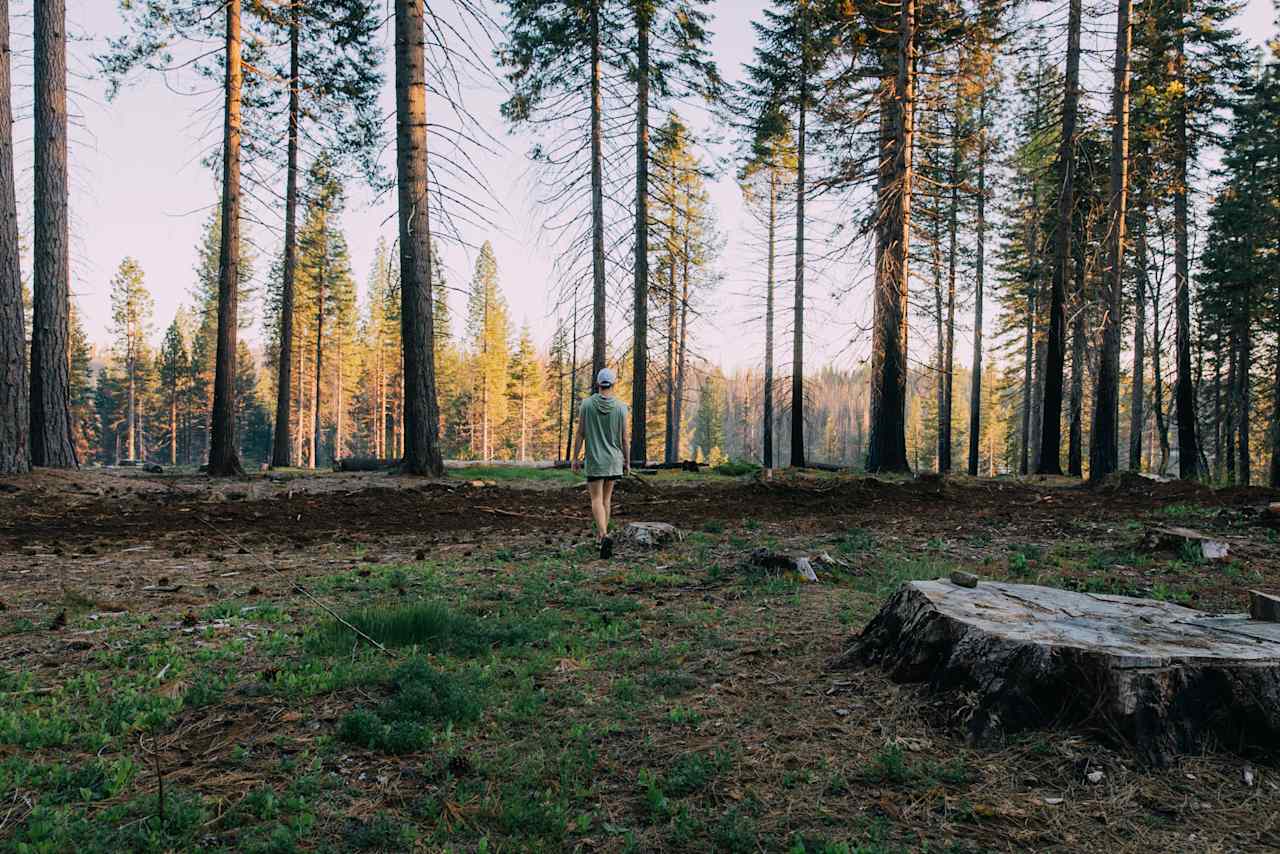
(207, 0), (245, 476)
(0, 0), (26, 475)
(394, 0), (444, 476)
(1036, 0), (1081, 475)
(630, 2), (650, 464)
(866, 0), (914, 474)
(272, 9), (300, 469)
(589, 0), (606, 382)
(30, 0), (75, 468)
(966, 92), (987, 477)
(1092, 0), (1131, 480)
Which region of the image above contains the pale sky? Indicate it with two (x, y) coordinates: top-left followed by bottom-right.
(17, 0), (1278, 374)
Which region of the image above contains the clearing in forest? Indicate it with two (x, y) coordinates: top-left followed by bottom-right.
(1, 468), (1278, 852)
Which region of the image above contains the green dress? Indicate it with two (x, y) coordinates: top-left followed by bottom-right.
(580, 393), (627, 477)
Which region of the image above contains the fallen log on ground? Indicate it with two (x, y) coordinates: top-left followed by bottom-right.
(336, 457), (395, 472)
(749, 548), (819, 582)
(834, 579), (1280, 766)
(1142, 525), (1229, 561)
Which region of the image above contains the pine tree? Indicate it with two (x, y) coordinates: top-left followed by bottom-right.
(465, 242), (512, 461)
(742, 0), (839, 468)
(507, 326), (547, 460)
(393, 0), (445, 476)
(108, 258), (154, 462)
(0, 0), (25, 475)
(739, 102), (797, 469)
(253, 0), (384, 469)
(157, 317), (190, 466)
(31, 0), (76, 468)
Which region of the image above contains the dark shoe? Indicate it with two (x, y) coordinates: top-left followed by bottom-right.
(599, 536), (614, 560)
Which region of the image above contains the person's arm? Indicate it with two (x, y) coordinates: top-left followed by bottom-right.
(571, 408), (586, 473)
(620, 416), (630, 474)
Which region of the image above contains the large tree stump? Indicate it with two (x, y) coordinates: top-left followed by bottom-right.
(836, 580), (1280, 766)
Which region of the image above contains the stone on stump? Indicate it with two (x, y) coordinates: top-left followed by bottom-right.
(623, 522), (681, 548)
(835, 579), (1280, 766)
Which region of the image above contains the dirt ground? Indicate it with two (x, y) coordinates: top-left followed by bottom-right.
(2, 467), (1279, 852)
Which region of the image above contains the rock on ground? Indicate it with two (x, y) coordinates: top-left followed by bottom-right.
(622, 522), (681, 548)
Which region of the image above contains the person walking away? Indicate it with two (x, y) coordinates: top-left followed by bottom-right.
(572, 368), (629, 557)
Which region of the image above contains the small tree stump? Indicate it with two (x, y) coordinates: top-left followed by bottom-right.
(623, 522), (680, 548)
(835, 580), (1280, 766)
(1250, 591), (1280, 623)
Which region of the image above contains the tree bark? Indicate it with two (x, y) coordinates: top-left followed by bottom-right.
(394, 0), (444, 476)
(30, 0), (76, 468)
(1020, 285), (1035, 476)
(763, 169), (776, 469)
(674, 232), (690, 460)
(0, 0), (26, 475)
(1270, 326), (1280, 488)
(312, 244), (325, 469)
(967, 93), (987, 477)
(941, 83), (959, 474)
(1129, 187), (1149, 471)
(1171, 5), (1199, 480)
(838, 579), (1280, 768)
(589, 0), (607, 384)
(1091, 0), (1132, 481)
(630, 3), (650, 465)
(1036, 0), (1081, 475)
(790, 38), (807, 469)
(206, 0), (245, 476)
(1236, 300), (1250, 485)
(272, 9), (300, 469)
(866, 1), (914, 474)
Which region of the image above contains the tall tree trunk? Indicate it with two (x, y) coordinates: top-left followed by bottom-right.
(1171, 6), (1199, 480)
(566, 301), (579, 461)
(1269, 327), (1280, 488)
(589, 0), (607, 383)
(312, 262), (324, 469)
(1068, 238), (1086, 477)
(932, 221), (945, 472)
(791, 6), (808, 469)
(867, 1), (914, 474)
(30, 0), (75, 468)
(942, 82), (959, 474)
(1021, 285), (1035, 476)
(127, 356), (136, 460)
(394, 0), (444, 476)
(207, 0), (245, 476)
(1225, 332), (1236, 483)
(967, 92), (987, 477)
(0, 0), (26, 476)
(664, 260), (677, 464)
(1092, 0), (1131, 480)
(1153, 295), (1170, 475)
(630, 3), (650, 465)
(1036, 0), (1081, 475)
(169, 381), (177, 466)
(674, 232), (690, 460)
(1129, 188), (1149, 471)
(763, 169), (776, 469)
(272, 10), (300, 469)
(1236, 301), (1250, 485)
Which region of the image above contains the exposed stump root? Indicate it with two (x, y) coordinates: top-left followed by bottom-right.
(834, 580), (1280, 766)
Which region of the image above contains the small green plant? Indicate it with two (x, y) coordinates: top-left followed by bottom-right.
(337, 659), (486, 754)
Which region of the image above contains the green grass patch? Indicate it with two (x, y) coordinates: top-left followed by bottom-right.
(306, 599), (540, 655)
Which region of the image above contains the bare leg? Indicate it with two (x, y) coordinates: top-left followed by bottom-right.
(588, 480), (608, 540)
(601, 478), (616, 534)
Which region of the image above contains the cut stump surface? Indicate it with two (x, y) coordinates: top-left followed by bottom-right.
(837, 580), (1280, 765)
